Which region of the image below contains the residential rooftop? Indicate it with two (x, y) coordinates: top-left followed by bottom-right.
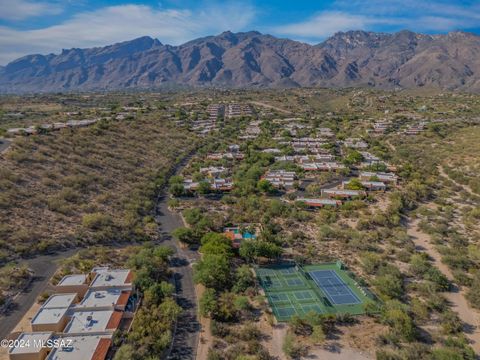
(79, 288), (129, 308)
(31, 307), (69, 326)
(57, 274), (87, 286)
(90, 268), (132, 288)
(64, 310), (121, 334)
(9, 332), (53, 355)
(46, 335), (112, 360)
(42, 293), (77, 309)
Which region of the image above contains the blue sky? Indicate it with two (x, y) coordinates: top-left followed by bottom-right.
(0, 0), (479, 64)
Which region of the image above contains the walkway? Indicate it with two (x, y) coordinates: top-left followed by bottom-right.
(407, 217), (480, 354)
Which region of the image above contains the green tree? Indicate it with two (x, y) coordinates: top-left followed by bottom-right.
(200, 233), (233, 257)
(172, 227), (198, 245)
(257, 179), (275, 194)
(194, 254), (231, 291)
(169, 183), (185, 197)
(232, 265), (255, 293)
(197, 180), (211, 194)
(345, 178), (364, 190)
(199, 288), (218, 318)
(113, 344), (136, 360)
(343, 150), (363, 166)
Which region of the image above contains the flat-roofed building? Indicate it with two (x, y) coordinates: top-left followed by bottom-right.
(206, 152), (244, 160)
(64, 310), (122, 335)
(31, 293), (79, 332)
(344, 138), (368, 149)
(42, 294), (78, 309)
(300, 162), (345, 171)
(211, 178), (234, 191)
(78, 288), (130, 311)
(31, 308), (69, 333)
(9, 332), (53, 360)
(322, 189), (366, 199)
(342, 180), (387, 191)
(262, 148), (281, 154)
(55, 274), (89, 297)
(359, 151), (380, 164)
(46, 335), (112, 360)
(89, 268), (133, 290)
(359, 171), (398, 185)
(199, 166), (227, 178)
(296, 198), (341, 208)
(318, 128), (335, 137)
(263, 170), (296, 189)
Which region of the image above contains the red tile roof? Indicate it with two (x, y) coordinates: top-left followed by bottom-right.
(92, 338), (111, 360)
(106, 311), (123, 330)
(116, 291), (131, 307)
(125, 271), (134, 284)
(224, 231), (235, 241)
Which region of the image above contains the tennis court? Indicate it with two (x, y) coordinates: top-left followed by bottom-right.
(256, 262), (378, 322)
(256, 264), (325, 321)
(308, 269), (361, 305)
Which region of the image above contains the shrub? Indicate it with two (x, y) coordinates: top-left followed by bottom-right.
(171, 227), (198, 245)
(82, 213), (112, 230)
(466, 273), (480, 309)
(283, 333), (308, 359)
(199, 288), (217, 318)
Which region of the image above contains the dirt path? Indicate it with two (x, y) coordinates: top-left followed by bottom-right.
(196, 284), (213, 360)
(407, 217), (480, 354)
(438, 165), (476, 196)
(259, 318), (287, 360)
(305, 347), (372, 360)
(250, 101), (293, 115)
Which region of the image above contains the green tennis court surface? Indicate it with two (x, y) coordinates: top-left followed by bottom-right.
(255, 262), (377, 322)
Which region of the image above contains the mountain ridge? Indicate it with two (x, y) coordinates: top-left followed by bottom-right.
(1, 30), (480, 93)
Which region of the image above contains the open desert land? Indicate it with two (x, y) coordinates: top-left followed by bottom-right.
(1, 89), (480, 360)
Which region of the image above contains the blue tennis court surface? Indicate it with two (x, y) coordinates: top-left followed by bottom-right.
(309, 270), (361, 305)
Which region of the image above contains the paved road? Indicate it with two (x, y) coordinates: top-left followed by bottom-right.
(0, 149), (201, 357)
(157, 194), (200, 360)
(154, 152), (200, 360)
(0, 138), (11, 153)
(0, 249), (78, 340)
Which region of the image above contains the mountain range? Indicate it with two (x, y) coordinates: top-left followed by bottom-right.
(1, 30), (480, 93)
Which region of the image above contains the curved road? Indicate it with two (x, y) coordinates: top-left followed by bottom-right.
(0, 249), (78, 339)
(0, 152), (201, 359)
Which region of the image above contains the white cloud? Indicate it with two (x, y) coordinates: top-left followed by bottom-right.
(0, 0), (62, 21)
(272, 11), (372, 39)
(272, 0), (480, 42)
(0, 3), (256, 64)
